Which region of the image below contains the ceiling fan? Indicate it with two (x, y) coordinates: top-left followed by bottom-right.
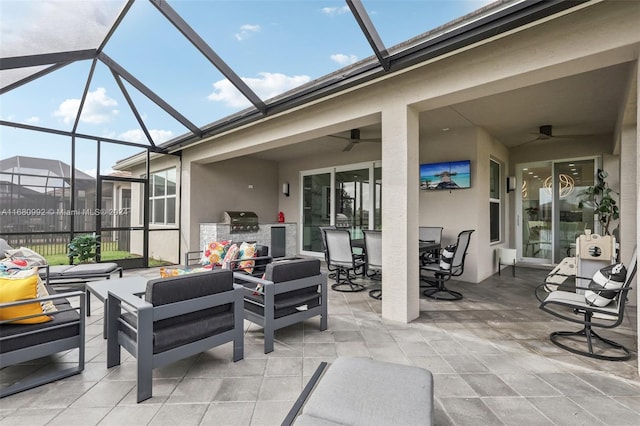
(518, 124), (592, 146)
(328, 128), (381, 152)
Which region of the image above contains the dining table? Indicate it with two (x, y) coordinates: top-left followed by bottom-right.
(351, 238), (440, 254)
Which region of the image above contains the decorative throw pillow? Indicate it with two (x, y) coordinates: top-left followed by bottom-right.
(10, 268), (57, 314)
(5, 247), (47, 267)
(200, 240), (231, 266)
(221, 244), (239, 269)
(0, 273), (52, 324)
(439, 244), (456, 270)
(584, 263), (627, 307)
(236, 242), (257, 274)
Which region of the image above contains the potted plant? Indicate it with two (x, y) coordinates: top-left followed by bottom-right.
(578, 169), (619, 236)
(67, 233), (100, 264)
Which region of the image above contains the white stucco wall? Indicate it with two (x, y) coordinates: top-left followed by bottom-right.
(135, 0), (638, 327)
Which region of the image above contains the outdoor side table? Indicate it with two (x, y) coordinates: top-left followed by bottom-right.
(86, 276), (148, 338)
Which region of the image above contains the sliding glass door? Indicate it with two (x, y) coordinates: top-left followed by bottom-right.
(517, 157), (596, 264)
(300, 162), (380, 256)
(301, 172), (332, 253)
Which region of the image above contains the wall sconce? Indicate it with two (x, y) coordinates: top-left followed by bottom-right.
(282, 182), (290, 197)
(506, 176), (516, 193)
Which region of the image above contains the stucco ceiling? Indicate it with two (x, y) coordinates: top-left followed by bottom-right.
(249, 61), (634, 162)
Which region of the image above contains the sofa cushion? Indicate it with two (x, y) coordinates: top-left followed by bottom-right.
(0, 273), (51, 324)
(0, 285), (79, 353)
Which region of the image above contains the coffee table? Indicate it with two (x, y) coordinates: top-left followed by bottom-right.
(86, 276), (148, 338)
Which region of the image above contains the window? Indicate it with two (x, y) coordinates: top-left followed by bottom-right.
(149, 168), (176, 225)
(489, 159), (501, 243)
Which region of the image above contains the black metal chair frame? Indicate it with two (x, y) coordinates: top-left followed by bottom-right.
(324, 229), (366, 292)
(537, 248), (637, 361)
(420, 230), (474, 300)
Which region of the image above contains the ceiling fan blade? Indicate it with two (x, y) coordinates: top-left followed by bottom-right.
(343, 141), (356, 152)
(514, 136), (541, 147)
(550, 134), (593, 139)
(328, 134), (350, 141)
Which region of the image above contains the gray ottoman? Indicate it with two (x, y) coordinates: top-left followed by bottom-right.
(285, 357), (434, 426)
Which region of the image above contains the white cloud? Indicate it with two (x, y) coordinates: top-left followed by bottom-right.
(321, 6), (350, 16)
(118, 129), (174, 143)
(331, 53), (358, 66)
(235, 24), (261, 41)
(53, 87), (118, 124)
(208, 72), (311, 108)
(24, 116), (40, 124)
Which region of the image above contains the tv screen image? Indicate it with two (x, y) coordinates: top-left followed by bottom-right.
(420, 160), (471, 190)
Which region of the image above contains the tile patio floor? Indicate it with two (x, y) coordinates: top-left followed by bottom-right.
(1, 265), (639, 425)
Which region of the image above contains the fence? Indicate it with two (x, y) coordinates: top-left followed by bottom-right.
(3, 233), (122, 258)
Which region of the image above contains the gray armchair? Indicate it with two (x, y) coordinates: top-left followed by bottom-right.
(106, 269), (244, 402)
(236, 258), (328, 353)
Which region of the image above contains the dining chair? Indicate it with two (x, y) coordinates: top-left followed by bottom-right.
(324, 229), (365, 292)
(363, 230), (382, 299)
(420, 230), (474, 300)
(419, 226), (443, 264)
(319, 226), (337, 279)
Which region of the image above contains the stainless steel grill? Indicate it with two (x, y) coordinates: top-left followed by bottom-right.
(222, 211), (259, 233)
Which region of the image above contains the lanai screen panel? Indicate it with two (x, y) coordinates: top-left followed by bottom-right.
(0, 1), (127, 90)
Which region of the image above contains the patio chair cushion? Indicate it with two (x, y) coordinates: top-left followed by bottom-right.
(0, 284), (80, 353)
(42, 263), (120, 279)
(0, 273), (52, 324)
(294, 357), (434, 426)
(244, 258), (322, 318)
(141, 270), (236, 354)
(585, 263), (627, 307)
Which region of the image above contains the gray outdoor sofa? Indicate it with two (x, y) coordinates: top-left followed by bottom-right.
(0, 286), (85, 398)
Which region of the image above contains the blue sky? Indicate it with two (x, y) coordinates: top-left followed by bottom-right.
(1, 0), (494, 176)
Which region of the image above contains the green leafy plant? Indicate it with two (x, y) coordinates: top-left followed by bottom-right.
(67, 233), (100, 264)
(578, 169), (619, 236)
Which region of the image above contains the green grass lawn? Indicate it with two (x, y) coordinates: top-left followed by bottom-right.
(18, 242), (173, 267)
(44, 250), (143, 265)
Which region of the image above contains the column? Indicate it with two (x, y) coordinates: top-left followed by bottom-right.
(381, 104), (420, 323)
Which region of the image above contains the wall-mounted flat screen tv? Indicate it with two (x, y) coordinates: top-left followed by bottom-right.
(420, 160), (471, 190)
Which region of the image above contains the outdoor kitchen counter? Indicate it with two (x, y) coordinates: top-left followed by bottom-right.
(200, 222), (297, 258)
